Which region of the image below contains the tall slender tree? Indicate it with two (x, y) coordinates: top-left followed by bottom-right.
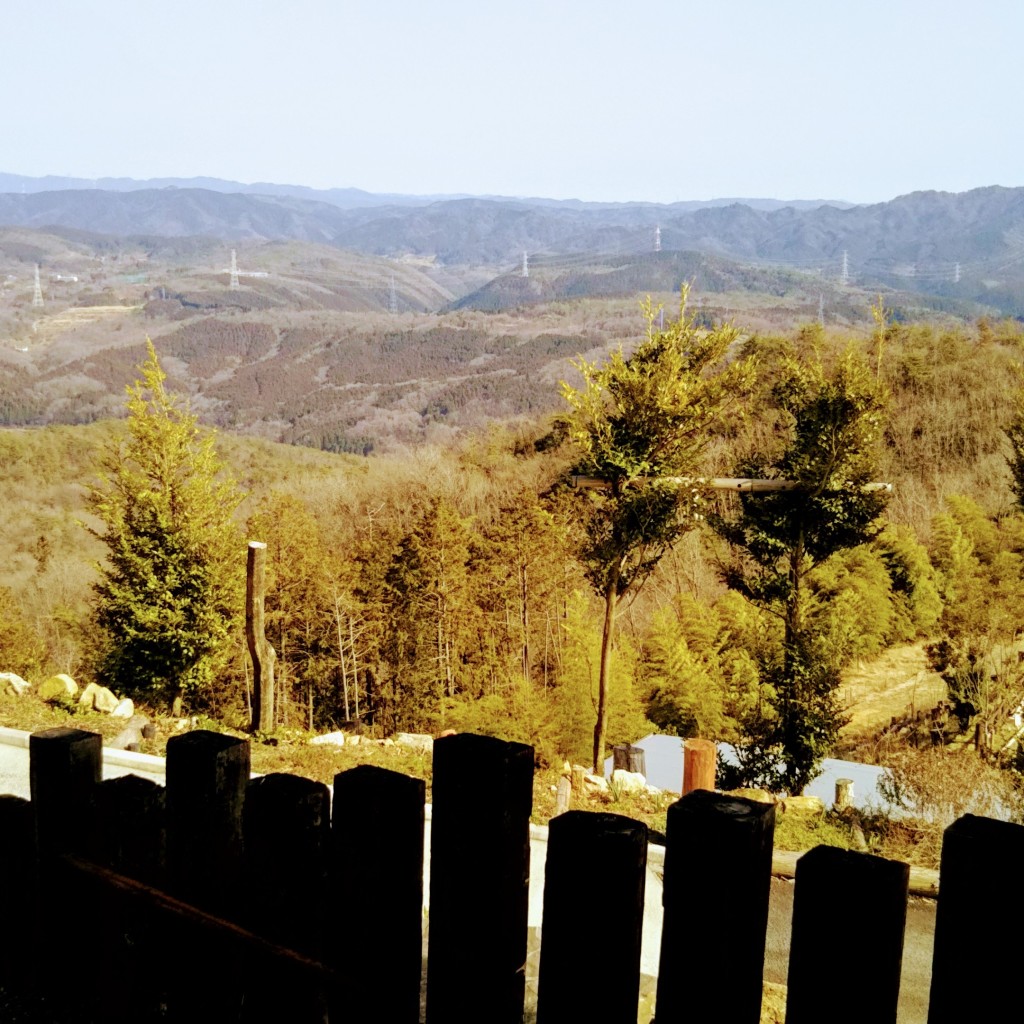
(713, 352), (888, 792)
(562, 290), (754, 771)
(88, 341), (243, 713)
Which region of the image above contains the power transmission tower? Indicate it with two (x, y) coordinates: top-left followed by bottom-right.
(389, 275), (398, 314)
(954, 261), (961, 284)
(229, 250), (240, 290)
(522, 252), (529, 278)
(654, 225), (661, 253)
(840, 251), (849, 286)
(32, 265), (43, 307)
(818, 293), (825, 327)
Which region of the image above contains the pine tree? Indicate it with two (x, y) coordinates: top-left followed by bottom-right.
(88, 341), (243, 713)
(713, 352), (889, 792)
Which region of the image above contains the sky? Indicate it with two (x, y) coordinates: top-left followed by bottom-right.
(2, 0), (1021, 205)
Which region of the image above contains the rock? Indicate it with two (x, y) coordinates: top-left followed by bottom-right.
(611, 769), (647, 795)
(780, 795), (826, 816)
(346, 734), (360, 746)
(310, 731), (346, 747)
(395, 732), (434, 754)
(108, 714), (152, 752)
(39, 674), (78, 701)
(646, 785), (662, 797)
(111, 698), (135, 719)
(78, 682), (120, 713)
(0, 672), (31, 696)
(583, 773), (609, 793)
(726, 787), (776, 805)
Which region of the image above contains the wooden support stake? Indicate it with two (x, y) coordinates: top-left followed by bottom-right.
(426, 733), (534, 1024)
(834, 777), (854, 811)
(656, 790), (775, 1023)
(928, 814), (1024, 1022)
(537, 811), (647, 1024)
(246, 540), (276, 733)
(331, 764), (426, 1024)
(786, 847), (908, 1024)
(554, 775), (571, 816)
(682, 737), (716, 795)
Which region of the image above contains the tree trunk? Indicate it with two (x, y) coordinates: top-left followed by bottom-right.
(593, 569), (619, 773)
(246, 541), (276, 732)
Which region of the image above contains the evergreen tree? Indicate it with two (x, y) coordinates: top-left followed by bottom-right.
(713, 352), (888, 792)
(88, 341), (243, 713)
(562, 290), (754, 771)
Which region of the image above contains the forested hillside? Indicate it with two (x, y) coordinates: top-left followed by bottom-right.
(4, 311), (1024, 787)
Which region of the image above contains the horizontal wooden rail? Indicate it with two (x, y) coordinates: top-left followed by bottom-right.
(571, 474), (893, 493)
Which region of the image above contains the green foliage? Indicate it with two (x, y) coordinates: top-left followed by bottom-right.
(925, 497), (1024, 745)
(87, 341), (244, 711)
(714, 351), (889, 793)
(562, 288), (754, 768)
(642, 592), (761, 741)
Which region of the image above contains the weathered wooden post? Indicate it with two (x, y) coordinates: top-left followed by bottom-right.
(426, 733), (533, 1024)
(246, 539), (276, 732)
(537, 811), (647, 1023)
(834, 777), (854, 811)
(554, 775), (571, 815)
(786, 847), (908, 1024)
(330, 764), (426, 1024)
(682, 737), (716, 794)
(928, 814), (1024, 1022)
(656, 790), (775, 1022)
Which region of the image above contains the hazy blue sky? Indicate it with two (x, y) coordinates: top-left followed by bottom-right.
(2, 0), (1020, 204)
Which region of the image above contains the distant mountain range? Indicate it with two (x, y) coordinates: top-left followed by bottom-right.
(1, 175), (1023, 314)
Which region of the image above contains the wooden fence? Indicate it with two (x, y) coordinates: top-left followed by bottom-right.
(0, 727), (1020, 1023)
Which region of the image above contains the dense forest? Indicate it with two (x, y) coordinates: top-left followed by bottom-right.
(4, 307), (1024, 798)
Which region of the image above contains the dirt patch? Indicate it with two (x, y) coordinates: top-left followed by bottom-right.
(839, 642), (946, 744)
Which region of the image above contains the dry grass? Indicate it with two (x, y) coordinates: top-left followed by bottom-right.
(838, 643), (946, 746)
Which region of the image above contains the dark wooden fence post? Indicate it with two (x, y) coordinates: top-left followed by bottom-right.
(93, 773), (167, 885)
(786, 846), (909, 1024)
(27, 728), (102, 1017)
(536, 811), (647, 1024)
(927, 814), (1024, 1022)
(0, 796), (34, 994)
(242, 772), (331, 1023)
(29, 726), (101, 857)
(331, 764), (426, 1024)
(426, 732), (533, 1024)
(656, 789), (775, 1022)
(165, 729), (249, 912)
(165, 729), (250, 1019)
